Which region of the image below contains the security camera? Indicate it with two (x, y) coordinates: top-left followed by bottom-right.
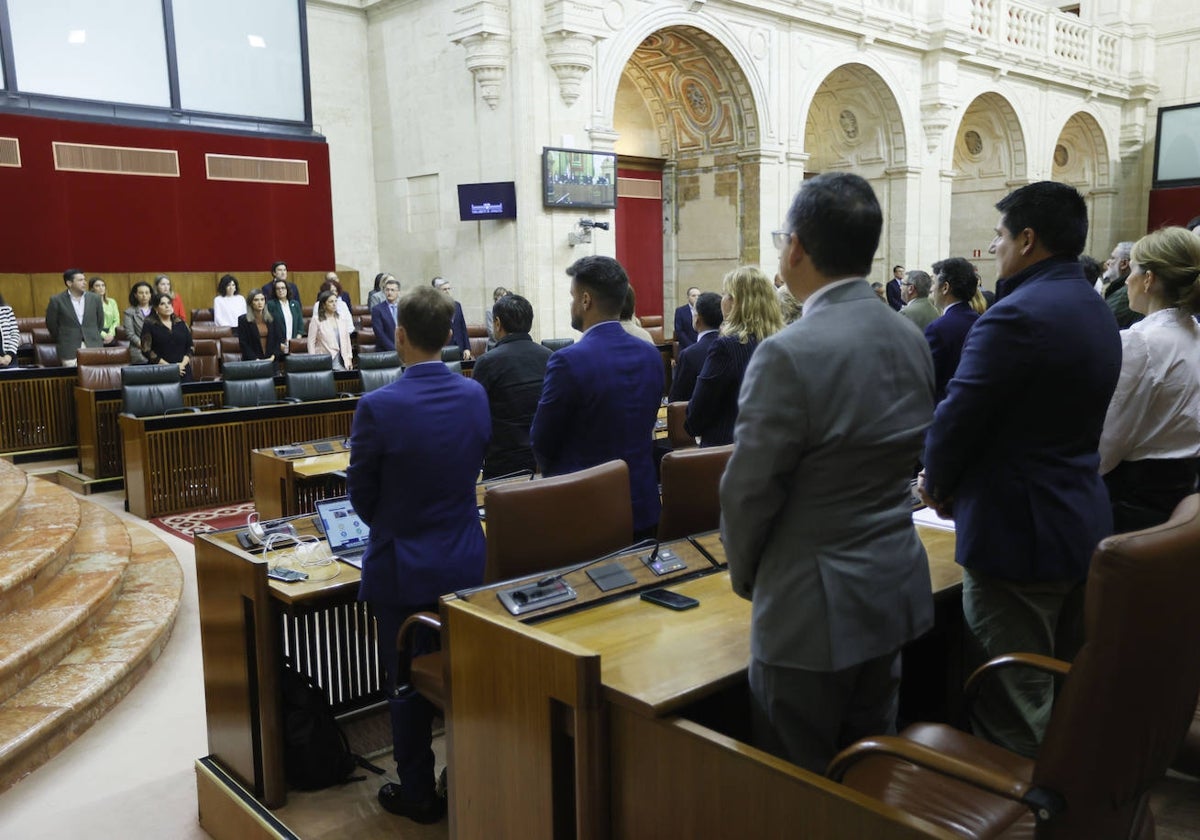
(578, 219), (610, 231)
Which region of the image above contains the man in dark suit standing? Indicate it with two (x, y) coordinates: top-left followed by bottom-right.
(432, 276), (472, 360)
(720, 173), (935, 774)
(921, 181), (1122, 758)
(531, 255), (663, 537)
(924, 257), (980, 404)
(348, 285), (490, 823)
(669, 291), (722, 402)
(673, 286), (700, 349)
(472, 293), (551, 478)
(45, 268), (104, 366)
(885, 264), (905, 311)
(370, 276), (401, 352)
(259, 261), (300, 303)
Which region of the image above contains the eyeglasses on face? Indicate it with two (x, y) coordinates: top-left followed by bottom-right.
(771, 230), (791, 251)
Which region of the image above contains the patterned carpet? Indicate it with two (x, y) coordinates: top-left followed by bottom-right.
(149, 501), (258, 543)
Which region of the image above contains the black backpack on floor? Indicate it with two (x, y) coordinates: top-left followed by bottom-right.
(281, 667), (368, 791)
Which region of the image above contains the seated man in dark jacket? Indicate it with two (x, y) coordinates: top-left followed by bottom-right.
(471, 294), (552, 478)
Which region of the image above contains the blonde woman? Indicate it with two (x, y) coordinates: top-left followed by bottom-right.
(685, 266), (784, 446)
(1099, 226), (1200, 532)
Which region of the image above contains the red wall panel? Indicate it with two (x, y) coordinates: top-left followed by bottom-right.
(615, 167), (664, 318)
(0, 112), (334, 273)
(1147, 185), (1200, 232)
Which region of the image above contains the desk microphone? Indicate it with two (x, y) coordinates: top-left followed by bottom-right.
(532, 538), (658, 589)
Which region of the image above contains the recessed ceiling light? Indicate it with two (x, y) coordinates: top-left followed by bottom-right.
(247, 35), (266, 48)
(67, 30), (86, 45)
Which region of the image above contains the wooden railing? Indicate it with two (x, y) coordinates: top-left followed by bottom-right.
(0, 368), (77, 455)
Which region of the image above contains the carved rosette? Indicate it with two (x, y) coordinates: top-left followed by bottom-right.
(544, 31), (597, 107)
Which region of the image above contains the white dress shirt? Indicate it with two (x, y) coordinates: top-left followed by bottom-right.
(1099, 307), (1200, 474)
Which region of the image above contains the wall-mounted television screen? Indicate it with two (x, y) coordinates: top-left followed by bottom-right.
(457, 181), (517, 221)
(543, 147), (617, 209)
(1154, 102), (1200, 188)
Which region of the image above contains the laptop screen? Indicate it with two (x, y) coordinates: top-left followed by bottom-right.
(315, 496), (370, 553)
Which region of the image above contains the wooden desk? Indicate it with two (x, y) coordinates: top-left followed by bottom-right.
(0, 366), (78, 457)
(443, 528), (963, 839)
(196, 518), (379, 809)
(250, 439), (351, 520)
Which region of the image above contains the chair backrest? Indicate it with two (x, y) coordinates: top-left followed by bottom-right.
(35, 343), (60, 367)
(445, 360), (463, 376)
(288, 338), (309, 355)
(485, 459), (633, 582)
(285, 352), (337, 401)
(121, 364), (185, 416)
(16, 317), (42, 350)
(1033, 494), (1200, 839)
(646, 324), (665, 345)
(354, 326), (377, 356)
(658, 444), (734, 541)
(190, 323), (232, 341)
(76, 346), (131, 390)
(357, 351), (402, 393)
(441, 345), (463, 363)
(222, 358), (278, 407)
(191, 308), (214, 325)
(192, 338), (220, 381)
(666, 401), (695, 449)
(469, 335), (488, 358)
(640, 315), (664, 329)
(219, 335), (242, 366)
(541, 338), (574, 353)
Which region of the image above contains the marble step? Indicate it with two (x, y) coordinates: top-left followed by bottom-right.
(0, 514), (183, 794)
(0, 460), (27, 534)
(0, 503), (132, 705)
(0, 478), (82, 616)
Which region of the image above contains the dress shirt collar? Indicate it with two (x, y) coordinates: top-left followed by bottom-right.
(580, 319), (621, 338)
(801, 276), (863, 315)
(696, 328), (717, 340)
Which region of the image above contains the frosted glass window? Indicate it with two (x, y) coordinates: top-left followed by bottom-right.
(172, 0), (305, 122)
(7, 0), (169, 107)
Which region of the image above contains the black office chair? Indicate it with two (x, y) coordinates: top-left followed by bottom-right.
(284, 353), (337, 401)
(356, 351), (403, 393)
(120, 364), (199, 417)
(440, 345), (463, 363)
(221, 358), (282, 407)
(541, 338), (574, 352)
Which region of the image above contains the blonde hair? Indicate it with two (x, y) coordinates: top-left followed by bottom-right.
(968, 289), (988, 315)
(721, 266), (784, 343)
(1130, 227), (1200, 315)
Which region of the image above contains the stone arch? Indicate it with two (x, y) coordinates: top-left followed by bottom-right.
(1053, 110), (1114, 257)
(802, 62), (909, 175)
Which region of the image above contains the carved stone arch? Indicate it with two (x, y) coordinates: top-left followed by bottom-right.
(1052, 111), (1111, 189)
(802, 62), (909, 175)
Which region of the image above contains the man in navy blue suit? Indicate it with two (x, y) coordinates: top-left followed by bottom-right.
(531, 255), (664, 537)
(348, 285), (490, 823)
(920, 181), (1121, 758)
(885, 264), (905, 311)
(673, 286), (700, 349)
(432, 276), (472, 360)
(924, 257), (980, 404)
(370, 276), (401, 352)
(669, 291), (722, 402)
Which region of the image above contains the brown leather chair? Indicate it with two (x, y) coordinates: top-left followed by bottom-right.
(829, 494), (1200, 840)
(288, 338), (309, 355)
(35, 343), (60, 367)
(666, 401), (696, 449)
(658, 444), (733, 541)
(646, 324), (665, 345)
(16, 317), (42, 352)
(190, 308), (214, 325)
(469, 335), (487, 358)
(76, 346), (131, 390)
(485, 459), (634, 583)
(190, 322), (232, 342)
(353, 326), (377, 357)
(191, 338), (220, 381)
(219, 336), (242, 367)
(640, 315), (664, 329)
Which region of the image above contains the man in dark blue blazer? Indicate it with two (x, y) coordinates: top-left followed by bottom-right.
(531, 255), (664, 536)
(370, 276), (401, 352)
(432, 276), (472, 360)
(348, 285), (490, 823)
(669, 291), (722, 403)
(920, 181), (1121, 758)
(673, 286), (700, 349)
(885, 264), (905, 311)
(924, 257), (981, 404)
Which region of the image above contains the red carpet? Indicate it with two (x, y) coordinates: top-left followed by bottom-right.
(149, 501), (258, 543)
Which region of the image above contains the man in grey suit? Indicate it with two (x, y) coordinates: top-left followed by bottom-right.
(45, 268), (104, 366)
(720, 172), (936, 774)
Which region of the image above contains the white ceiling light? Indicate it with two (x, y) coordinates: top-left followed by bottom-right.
(247, 35), (266, 49)
(67, 30), (86, 45)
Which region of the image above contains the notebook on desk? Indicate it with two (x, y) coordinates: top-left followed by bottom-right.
(314, 496), (370, 568)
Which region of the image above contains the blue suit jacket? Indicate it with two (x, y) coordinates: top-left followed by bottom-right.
(669, 330), (716, 402)
(450, 301), (470, 355)
(371, 301), (397, 352)
(349, 362), (490, 607)
(885, 278), (904, 311)
(685, 334), (758, 447)
(923, 257), (1122, 583)
(531, 320), (663, 532)
(673, 303), (698, 349)
(924, 302), (980, 404)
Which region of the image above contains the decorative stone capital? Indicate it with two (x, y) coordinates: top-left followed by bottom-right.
(544, 31), (597, 107)
(921, 101), (958, 154)
(452, 2), (512, 110)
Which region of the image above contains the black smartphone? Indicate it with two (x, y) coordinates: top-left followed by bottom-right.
(640, 588), (699, 611)
(267, 567), (308, 582)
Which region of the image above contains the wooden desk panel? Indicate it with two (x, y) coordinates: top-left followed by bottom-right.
(0, 367), (77, 455)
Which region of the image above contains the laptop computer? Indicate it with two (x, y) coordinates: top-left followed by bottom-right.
(314, 496), (370, 568)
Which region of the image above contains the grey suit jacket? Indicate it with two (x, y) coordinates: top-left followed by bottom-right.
(45, 290), (104, 362)
(720, 279), (936, 672)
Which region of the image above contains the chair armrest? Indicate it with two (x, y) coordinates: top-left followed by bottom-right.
(964, 653), (1071, 707)
(282, 396), (302, 403)
(827, 736), (1064, 821)
(394, 611), (442, 686)
(164, 406), (202, 415)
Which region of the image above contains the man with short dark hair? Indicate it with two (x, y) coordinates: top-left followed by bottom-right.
(921, 181), (1121, 758)
(348, 285), (490, 823)
(669, 291), (722, 402)
(531, 255), (663, 536)
(371, 277), (402, 352)
(925, 257), (980, 404)
(260, 261), (299, 302)
(45, 268), (104, 366)
(899, 270), (939, 330)
(431, 276), (472, 360)
(885, 264), (905, 310)
(673, 286), (700, 349)
(721, 173), (935, 773)
(472, 294), (552, 478)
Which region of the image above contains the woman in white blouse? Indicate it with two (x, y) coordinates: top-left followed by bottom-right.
(212, 274), (247, 328)
(1099, 226), (1200, 532)
(308, 289), (353, 370)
